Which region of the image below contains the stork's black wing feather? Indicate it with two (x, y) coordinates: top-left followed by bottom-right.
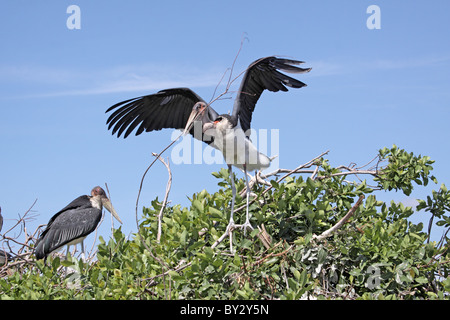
(232, 57), (311, 135)
(106, 88), (208, 138)
(41, 195), (91, 231)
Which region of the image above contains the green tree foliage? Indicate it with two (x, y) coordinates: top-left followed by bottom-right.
(1, 145), (449, 299)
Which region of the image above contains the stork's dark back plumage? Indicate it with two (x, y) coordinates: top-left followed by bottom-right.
(35, 195), (102, 260)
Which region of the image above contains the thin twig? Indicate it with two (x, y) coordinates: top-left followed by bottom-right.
(2, 199), (38, 238)
(208, 34), (249, 106)
(135, 131), (183, 230)
(151, 153), (173, 243)
(209, 67), (231, 105)
(104, 183), (115, 232)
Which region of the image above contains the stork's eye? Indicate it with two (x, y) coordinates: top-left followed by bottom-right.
(194, 102), (207, 111)
(214, 117), (222, 124)
(92, 187), (105, 196)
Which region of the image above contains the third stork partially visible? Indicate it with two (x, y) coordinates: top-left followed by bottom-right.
(106, 56), (310, 236)
(0, 207), (13, 266)
(0, 206), (3, 233)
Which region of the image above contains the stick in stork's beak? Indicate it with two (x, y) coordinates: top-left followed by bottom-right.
(183, 102), (207, 135)
(102, 198), (122, 224)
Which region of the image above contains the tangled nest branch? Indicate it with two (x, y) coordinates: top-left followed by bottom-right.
(0, 200), (40, 277)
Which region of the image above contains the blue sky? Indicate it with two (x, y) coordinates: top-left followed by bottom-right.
(1, 1), (449, 253)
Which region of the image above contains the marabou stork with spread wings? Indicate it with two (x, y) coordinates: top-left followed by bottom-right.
(106, 56), (311, 235)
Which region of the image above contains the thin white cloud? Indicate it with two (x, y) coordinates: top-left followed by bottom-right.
(308, 54), (450, 77)
(306, 60), (345, 77)
(372, 55), (450, 70)
(0, 63), (225, 99)
(3, 54), (448, 99)
(0, 65), (77, 84)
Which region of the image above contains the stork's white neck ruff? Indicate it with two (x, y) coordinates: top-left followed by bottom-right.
(89, 196), (103, 210)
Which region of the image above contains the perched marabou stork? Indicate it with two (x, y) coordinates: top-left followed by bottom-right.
(35, 186), (122, 260)
(106, 56), (310, 234)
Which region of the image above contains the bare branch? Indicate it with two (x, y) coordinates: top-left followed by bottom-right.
(2, 199), (38, 239)
(135, 131), (183, 230)
(151, 153), (173, 243)
(313, 195), (365, 242)
(234, 151), (329, 214)
(316, 169), (379, 180)
(256, 224), (272, 250)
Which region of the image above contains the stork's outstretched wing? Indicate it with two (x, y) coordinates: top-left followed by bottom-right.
(232, 56), (311, 134)
(106, 87), (217, 138)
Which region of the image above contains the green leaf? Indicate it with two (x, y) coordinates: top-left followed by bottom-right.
(209, 206), (223, 218)
(415, 277), (429, 284)
(192, 199), (204, 213)
(292, 268), (301, 280)
(180, 229), (188, 245)
(270, 180), (279, 189)
(317, 248), (327, 265)
(60, 259), (74, 268)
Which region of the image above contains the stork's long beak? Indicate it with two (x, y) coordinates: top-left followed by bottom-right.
(183, 104), (207, 135)
(102, 198), (123, 224)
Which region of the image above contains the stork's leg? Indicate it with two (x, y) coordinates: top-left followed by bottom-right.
(80, 241), (86, 262)
(226, 164), (236, 232)
(225, 165), (238, 253)
(242, 164), (254, 235)
(64, 245), (71, 276)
